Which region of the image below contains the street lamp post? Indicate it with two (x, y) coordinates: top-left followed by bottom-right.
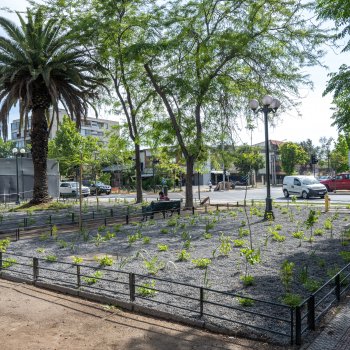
(12, 147), (26, 205)
(249, 96), (281, 220)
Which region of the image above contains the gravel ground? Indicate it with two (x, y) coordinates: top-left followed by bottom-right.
(2, 203), (350, 344)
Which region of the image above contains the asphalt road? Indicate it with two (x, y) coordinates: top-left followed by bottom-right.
(97, 186), (350, 205)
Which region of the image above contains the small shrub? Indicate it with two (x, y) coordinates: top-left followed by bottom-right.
(136, 280), (157, 297)
(324, 219), (332, 230)
(97, 255), (114, 267)
(104, 231), (116, 240)
(274, 224), (283, 231)
(167, 218), (177, 227)
(39, 233), (50, 241)
(191, 258), (211, 269)
(240, 220), (246, 227)
(157, 244), (169, 252)
(72, 256), (83, 264)
(0, 238), (10, 252)
(2, 258), (17, 269)
(93, 233), (105, 246)
(113, 224), (122, 233)
(45, 255), (57, 262)
(292, 231), (304, 239)
(143, 236), (151, 244)
(304, 279), (321, 292)
(233, 239), (245, 247)
(97, 225), (106, 233)
(144, 257), (165, 275)
(160, 228), (169, 234)
(219, 234), (232, 256)
(82, 271), (103, 285)
(339, 251), (350, 263)
(203, 232), (212, 239)
(238, 228), (249, 237)
(280, 260), (295, 293)
(36, 248), (45, 254)
(240, 274), (254, 287)
(282, 293), (302, 307)
(51, 225), (58, 239)
(314, 228), (324, 236)
(237, 297), (255, 307)
(183, 240), (191, 249)
(57, 239), (68, 249)
(177, 249), (190, 262)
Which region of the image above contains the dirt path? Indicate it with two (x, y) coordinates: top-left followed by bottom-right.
(0, 279), (288, 350)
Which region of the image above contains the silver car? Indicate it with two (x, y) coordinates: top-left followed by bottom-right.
(59, 182), (90, 197)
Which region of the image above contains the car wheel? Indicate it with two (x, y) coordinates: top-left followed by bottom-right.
(106, 191), (110, 195)
(283, 189), (289, 198)
(302, 191), (309, 199)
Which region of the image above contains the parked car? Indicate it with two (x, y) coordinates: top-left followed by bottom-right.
(85, 181), (112, 195)
(59, 182), (90, 197)
(282, 175), (327, 199)
(319, 173), (350, 192)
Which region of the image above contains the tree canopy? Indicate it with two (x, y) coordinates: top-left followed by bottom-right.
(280, 142), (309, 175)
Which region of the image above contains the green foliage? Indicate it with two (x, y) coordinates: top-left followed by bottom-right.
(304, 279), (321, 292)
(93, 233), (105, 246)
(280, 260), (295, 293)
(51, 225), (58, 239)
(218, 234), (232, 256)
(39, 233), (50, 241)
(160, 228), (169, 234)
(0, 239), (10, 252)
(232, 145), (264, 175)
(104, 231), (116, 240)
(45, 255), (57, 263)
(136, 280), (157, 297)
(157, 244), (169, 252)
(240, 275), (255, 287)
(292, 231), (304, 239)
(2, 258), (17, 269)
(238, 228), (249, 237)
(167, 218), (178, 227)
(233, 239), (245, 247)
(57, 239), (68, 249)
(237, 297), (255, 307)
(280, 142), (309, 174)
(144, 257), (165, 275)
(324, 218), (333, 230)
(96, 255), (114, 267)
(177, 249), (190, 262)
(339, 251), (350, 263)
(82, 271), (103, 285)
(36, 248), (45, 254)
(143, 236), (151, 244)
(128, 232), (142, 245)
(274, 224), (283, 231)
(113, 224), (122, 233)
(183, 240), (191, 249)
(72, 256), (83, 264)
(282, 293), (302, 307)
(191, 258), (212, 269)
(203, 232), (212, 239)
(240, 220), (247, 227)
(314, 228), (324, 236)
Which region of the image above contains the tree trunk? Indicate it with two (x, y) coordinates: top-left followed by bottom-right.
(30, 107), (50, 204)
(185, 156), (194, 208)
(134, 143), (143, 203)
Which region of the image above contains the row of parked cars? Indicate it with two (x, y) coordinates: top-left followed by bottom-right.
(282, 173), (350, 199)
(59, 181), (112, 197)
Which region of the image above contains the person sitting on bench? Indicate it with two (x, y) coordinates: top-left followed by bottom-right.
(159, 191), (169, 201)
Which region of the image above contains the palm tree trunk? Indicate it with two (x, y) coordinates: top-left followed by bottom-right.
(30, 107), (50, 204)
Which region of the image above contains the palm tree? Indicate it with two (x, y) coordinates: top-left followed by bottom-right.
(0, 9), (106, 204)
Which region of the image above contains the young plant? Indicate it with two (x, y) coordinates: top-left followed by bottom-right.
(45, 255), (57, 263)
(82, 270), (103, 285)
(157, 244), (169, 252)
(282, 293), (302, 307)
(240, 275), (255, 287)
(177, 249), (190, 262)
(143, 236), (151, 244)
(96, 255), (114, 267)
(36, 247), (45, 254)
(238, 228), (249, 238)
(51, 225), (58, 240)
(144, 256), (165, 275)
(0, 238), (10, 252)
(136, 280), (157, 297)
(71, 256), (83, 264)
(191, 258), (212, 269)
(203, 232), (212, 239)
(280, 260), (295, 294)
(233, 239), (245, 247)
(104, 231), (116, 240)
(314, 228), (324, 236)
(218, 234), (232, 256)
(305, 209), (319, 242)
(93, 233), (105, 246)
(240, 248), (260, 286)
(238, 297), (255, 307)
(160, 228), (169, 234)
(57, 239), (68, 249)
(2, 257), (17, 269)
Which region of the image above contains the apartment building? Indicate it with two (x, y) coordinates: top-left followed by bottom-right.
(10, 109), (118, 148)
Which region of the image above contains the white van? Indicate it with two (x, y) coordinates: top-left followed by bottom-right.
(282, 176), (327, 199)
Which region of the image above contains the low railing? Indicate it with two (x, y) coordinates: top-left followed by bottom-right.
(0, 251), (294, 345)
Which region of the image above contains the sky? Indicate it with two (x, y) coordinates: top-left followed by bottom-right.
(0, 0), (349, 147)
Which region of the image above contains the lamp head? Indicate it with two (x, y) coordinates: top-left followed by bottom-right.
(12, 147), (18, 154)
(262, 95), (273, 106)
(249, 99), (259, 111)
(20, 148), (26, 154)
(270, 99), (281, 111)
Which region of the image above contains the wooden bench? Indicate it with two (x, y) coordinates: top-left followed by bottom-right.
(142, 200), (181, 220)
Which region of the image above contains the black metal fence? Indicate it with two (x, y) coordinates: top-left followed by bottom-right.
(0, 251), (294, 344)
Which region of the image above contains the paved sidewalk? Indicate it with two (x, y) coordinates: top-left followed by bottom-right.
(302, 295), (350, 350)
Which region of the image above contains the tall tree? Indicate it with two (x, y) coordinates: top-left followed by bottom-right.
(143, 0), (327, 207)
(0, 139), (16, 158)
(330, 134), (349, 173)
(0, 9), (105, 204)
(37, 0), (156, 203)
(317, 0), (350, 132)
(232, 145), (264, 176)
(280, 142), (309, 175)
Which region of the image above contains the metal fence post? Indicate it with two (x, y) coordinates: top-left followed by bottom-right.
(290, 308), (294, 345)
(126, 214), (129, 225)
(205, 205), (207, 213)
(72, 213), (75, 223)
(200, 287), (204, 318)
(192, 207), (195, 215)
(216, 204), (219, 211)
(33, 257), (39, 282)
(335, 274), (341, 301)
(49, 215), (52, 225)
(0, 251), (2, 272)
(295, 306), (302, 345)
(129, 273), (135, 302)
(77, 265), (81, 288)
(307, 295), (315, 331)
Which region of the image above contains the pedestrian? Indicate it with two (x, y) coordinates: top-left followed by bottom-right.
(208, 180), (212, 191)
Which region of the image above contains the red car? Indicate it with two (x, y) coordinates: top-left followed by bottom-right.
(320, 173), (350, 192)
